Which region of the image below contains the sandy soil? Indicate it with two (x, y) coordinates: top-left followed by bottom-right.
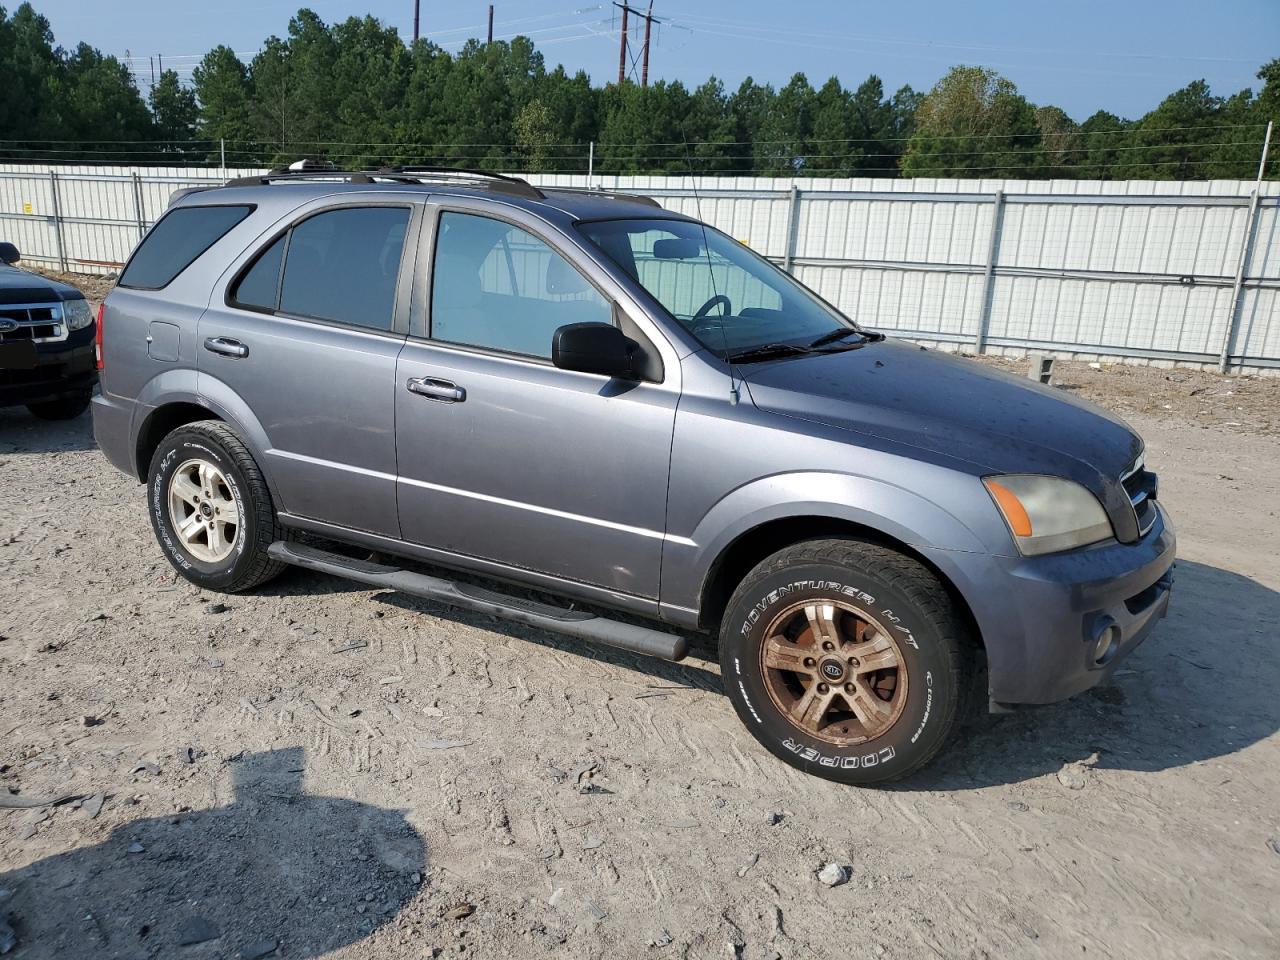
(1, 292), (1278, 958)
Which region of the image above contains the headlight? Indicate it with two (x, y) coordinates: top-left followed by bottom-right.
(64, 298), (93, 331)
(983, 474), (1114, 556)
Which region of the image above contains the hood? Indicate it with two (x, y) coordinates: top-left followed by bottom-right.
(0, 263), (83, 304)
(742, 339), (1142, 513)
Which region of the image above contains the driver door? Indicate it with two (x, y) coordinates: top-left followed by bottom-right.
(393, 202), (680, 601)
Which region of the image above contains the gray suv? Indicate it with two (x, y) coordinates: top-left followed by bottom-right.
(92, 166), (1175, 784)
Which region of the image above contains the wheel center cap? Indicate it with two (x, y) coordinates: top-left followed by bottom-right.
(199, 501), (214, 518)
(819, 658), (845, 682)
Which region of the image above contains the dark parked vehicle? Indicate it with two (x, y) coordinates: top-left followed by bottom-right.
(91, 166), (1175, 784)
(0, 242), (99, 420)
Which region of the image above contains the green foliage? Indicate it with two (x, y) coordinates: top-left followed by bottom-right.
(0, 3), (1276, 179)
(902, 66), (1042, 178)
(149, 70), (199, 152)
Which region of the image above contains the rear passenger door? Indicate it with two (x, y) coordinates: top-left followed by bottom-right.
(199, 198), (421, 538)
(393, 202), (680, 601)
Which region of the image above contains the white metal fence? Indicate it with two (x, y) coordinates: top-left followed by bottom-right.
(1, 163), (1277, 372)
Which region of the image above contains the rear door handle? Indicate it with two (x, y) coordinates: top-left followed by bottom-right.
(203, 336), (249, 359)
(407, 377), (465, 403)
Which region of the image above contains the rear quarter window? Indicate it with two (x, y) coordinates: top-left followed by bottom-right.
(119, 204), (253, 290)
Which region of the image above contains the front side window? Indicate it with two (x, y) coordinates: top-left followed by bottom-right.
(276, 206), (410, 331)
(579, 218), (859, 357)
(431, 211), (612, 359)
(120, 204), (252, 289)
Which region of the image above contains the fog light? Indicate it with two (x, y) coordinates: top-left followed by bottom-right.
(1091, 617), (1120, 666)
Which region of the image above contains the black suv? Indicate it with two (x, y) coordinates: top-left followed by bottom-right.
(0, 242), (98, 420)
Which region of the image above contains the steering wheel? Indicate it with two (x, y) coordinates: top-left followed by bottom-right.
(690, 294), (732, 332)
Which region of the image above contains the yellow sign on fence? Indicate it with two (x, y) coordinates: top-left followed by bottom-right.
(22, 201), (32, 214)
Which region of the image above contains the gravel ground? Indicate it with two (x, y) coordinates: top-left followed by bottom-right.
(1, 285), (1278, 958)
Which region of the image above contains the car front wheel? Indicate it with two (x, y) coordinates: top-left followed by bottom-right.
(720, 538), (974, 785)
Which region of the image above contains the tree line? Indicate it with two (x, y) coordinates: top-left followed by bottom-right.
(1, 3), (1276, 179)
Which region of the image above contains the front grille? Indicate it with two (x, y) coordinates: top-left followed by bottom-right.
(1121, 457), (1159, 537)
(0, 303), (66, 344)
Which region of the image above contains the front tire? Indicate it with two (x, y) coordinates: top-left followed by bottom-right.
(720, 539), (972, 785)
(27, 392), (91, 420)
(147, 420), (285, 593)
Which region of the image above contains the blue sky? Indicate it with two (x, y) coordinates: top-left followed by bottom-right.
(28, 0), (1280, 121)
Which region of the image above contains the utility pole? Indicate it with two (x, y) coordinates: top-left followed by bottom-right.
(641, 0), (653, 87)
(616, 2), (628, 84)
(613, 3), (660, 86)
(413, 0), (420, 44)
(487, 4), (494, 43)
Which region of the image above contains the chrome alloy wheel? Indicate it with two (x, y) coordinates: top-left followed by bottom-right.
(167, 458), (240, 563)
(759, 600), (909, 745)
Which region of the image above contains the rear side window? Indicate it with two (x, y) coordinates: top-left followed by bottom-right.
(119, 205), (252, 289)
(230, 234), (286, 311)
(278, 207), (409, 331)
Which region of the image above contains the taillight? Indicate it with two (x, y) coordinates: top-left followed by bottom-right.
(94, 302), (104, 370)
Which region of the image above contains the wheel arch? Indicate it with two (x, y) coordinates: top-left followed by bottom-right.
(135, 401), (222, 478)
(134, 380), (281, 510)
(696, 515), (984, 664)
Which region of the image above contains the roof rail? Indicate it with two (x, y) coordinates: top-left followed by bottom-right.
(370, 166), (544, 199)
(224, 169), (376, 187)
(543, 186), (662, 208)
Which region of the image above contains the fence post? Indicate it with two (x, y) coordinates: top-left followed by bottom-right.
(1219, 121), (1271, 373)
(783, 184), (801, 274)
(46, 170), (67, 273)
(132, 172), (146, 239)
(974, 189), (1005, 354)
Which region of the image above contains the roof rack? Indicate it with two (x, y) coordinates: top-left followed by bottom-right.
(223, 160), (546, 200)
(370, 166), (544, 199)
(542, 185), (662, 209)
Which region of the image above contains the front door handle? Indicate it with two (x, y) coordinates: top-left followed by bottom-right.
(203, 336), (249, 359)
(407, 376), (466, 403)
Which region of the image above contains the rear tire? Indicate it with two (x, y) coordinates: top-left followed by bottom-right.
(26, 392), (91, 420)
(720, 538), (973, 785)
(147, 420), (285, 593)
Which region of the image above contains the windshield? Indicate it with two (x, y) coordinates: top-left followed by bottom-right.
(578, 218), (860, 358)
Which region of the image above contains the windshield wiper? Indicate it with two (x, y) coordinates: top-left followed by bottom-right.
(725, 342), (817, 364)
(808, 327), (885, 348)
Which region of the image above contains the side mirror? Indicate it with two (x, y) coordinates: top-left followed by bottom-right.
(552, 321), (635, 379)
(0, 242), (19, 265)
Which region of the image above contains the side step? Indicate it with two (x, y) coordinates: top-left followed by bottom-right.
(267, 541), (689, 662)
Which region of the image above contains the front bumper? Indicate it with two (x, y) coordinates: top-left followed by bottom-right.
(0, 325), (97, 407)
(926, 504), (1176, 706)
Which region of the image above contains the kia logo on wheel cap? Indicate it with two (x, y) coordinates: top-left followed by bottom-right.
(820, 660), (844, 681)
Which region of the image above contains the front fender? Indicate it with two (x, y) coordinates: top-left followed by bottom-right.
(660, 470), (996, 617)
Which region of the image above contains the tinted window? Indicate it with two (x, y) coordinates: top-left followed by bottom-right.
(431, 212), (611, 358)
(231, 234), (286, 310)
(120, 205), (252, 289)
(279, 207), (410, 331)
(580, 218), (855, 357)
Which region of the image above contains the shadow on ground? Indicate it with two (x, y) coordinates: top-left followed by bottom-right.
(0, 748), (425, 959)
(0, 406), (98, 455)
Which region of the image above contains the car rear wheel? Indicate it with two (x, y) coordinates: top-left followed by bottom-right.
(147, 420), (285, 593)
(26, 391), (91, 420)
(720, 538), (973, 785)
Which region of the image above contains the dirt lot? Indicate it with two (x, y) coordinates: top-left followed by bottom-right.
(1, 285), (1279, 959)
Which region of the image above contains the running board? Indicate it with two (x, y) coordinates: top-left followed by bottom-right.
(267, 541), (689, 662)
